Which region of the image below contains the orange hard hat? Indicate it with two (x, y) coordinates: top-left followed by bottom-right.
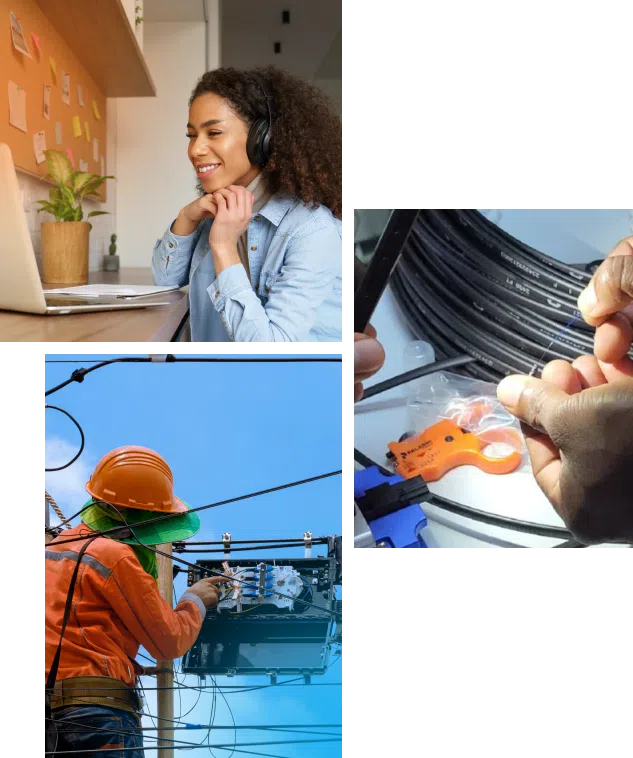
(86, 446), (187, 514)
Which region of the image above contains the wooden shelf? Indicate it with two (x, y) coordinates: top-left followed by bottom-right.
(35, 0), (156, 97)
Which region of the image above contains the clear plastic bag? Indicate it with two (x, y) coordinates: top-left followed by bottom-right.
(405, 369), (528, 471)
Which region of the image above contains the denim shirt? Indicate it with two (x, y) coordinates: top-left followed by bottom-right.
(152, 193), (342, 342)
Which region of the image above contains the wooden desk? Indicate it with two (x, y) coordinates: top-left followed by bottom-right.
(0, 269), (188, 342)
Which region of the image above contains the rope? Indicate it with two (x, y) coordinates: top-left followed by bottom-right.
(45, 490), (67, 526)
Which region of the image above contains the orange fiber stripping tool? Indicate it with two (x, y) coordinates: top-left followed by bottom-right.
(387, 419), (523, 482)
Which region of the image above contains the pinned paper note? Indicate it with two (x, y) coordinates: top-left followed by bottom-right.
(33, 131), (47, 165)
(31, 32), (41, 56)
(92, 100), (101, 120)
(43, 84), (51, 120)
(79, 159), (88, 173)
(8, 81), (27, 133)
(65, 148), (76, 168)
(77, 84), (84, 107)
(10, 12), (31, 58)
(49, 57), (57, 80)
(55, 121), (63, 145)
(62, 72), (70, 105)
(93, 137), (99, 162)
(84, 121), (91, 142)
(100, 156), (105, 177)
(72, 116), (82, 137)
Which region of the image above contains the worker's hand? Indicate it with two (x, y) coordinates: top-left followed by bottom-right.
(355, 326), (385, 401)
(187, 576), (230, 609)
(577, 235), (633, 369)
(497, 360), (633, 544)
(208, 185), (254, 255)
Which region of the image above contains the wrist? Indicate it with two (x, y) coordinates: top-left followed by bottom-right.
(171, 211), (199, 237)
(210, 242), (240, 273)
(210, 242), (237, 257)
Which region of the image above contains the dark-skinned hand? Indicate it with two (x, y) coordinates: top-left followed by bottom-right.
(497, 237), (633, 544)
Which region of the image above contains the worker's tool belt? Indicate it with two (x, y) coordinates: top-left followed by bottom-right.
(50, 675), (142, 714)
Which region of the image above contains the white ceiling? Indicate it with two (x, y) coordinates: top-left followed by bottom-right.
(143, 0), (341, 80)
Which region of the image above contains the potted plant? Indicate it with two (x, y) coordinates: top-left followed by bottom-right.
(35, 149), (113, 284)
(104, 233), (119, 271)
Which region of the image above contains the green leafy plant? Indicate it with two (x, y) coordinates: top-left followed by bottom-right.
(109, 234), (117, 255)
(35, 149), (114, 227)
(135, 4), (143, 25)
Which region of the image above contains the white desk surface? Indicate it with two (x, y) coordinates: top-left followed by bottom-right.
(355, 286), (623, 549)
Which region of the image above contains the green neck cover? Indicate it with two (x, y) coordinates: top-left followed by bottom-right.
(81, 500), (158, 580)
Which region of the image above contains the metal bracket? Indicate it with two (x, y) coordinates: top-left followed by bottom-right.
(303, 531), (313, 558)
(222, 532), (231, 556)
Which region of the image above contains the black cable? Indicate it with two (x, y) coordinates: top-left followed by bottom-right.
(45, 737), (341, 754)
(47, 470), (342, 548)
(387, 209), (630, 383)
(176, 541), (327, 555)
(353, 448), (573, 542)
(45, 357), (148, 397)
(585, 259), (603, 275)
(452, 208), (583, 301)
(359, 355), (477, 400)
(403, 235), (593, 357)
(457, 209), (590, 283)
(179, 537), (329, 546)
(44, 405), (85, 472)
(420, 212), (582, 316)
(45, 356), (341, 397)
(90, 502), (341, 620)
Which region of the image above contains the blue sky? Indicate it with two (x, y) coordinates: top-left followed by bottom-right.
(46, 354), (342, 757)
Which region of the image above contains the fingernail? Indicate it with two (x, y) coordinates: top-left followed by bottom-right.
(354, 338), (383, 371)
(577, 282), (597, 316)
(497, 375), (527, 407)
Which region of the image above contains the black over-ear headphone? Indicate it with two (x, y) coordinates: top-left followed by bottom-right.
(246, 72), (275, 167)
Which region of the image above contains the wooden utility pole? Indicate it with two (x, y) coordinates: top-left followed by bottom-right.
(156, 542), (174, 758)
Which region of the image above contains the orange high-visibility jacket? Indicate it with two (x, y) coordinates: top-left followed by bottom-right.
(45, 525), (205, 687)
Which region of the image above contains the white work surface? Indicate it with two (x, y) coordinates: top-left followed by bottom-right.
(355, 285), (625, 549)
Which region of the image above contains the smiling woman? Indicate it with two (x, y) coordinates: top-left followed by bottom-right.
(151, 67), (342, 343)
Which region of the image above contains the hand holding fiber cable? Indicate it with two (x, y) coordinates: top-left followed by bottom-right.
(354, 325), (385, 401)
(497, 237), (633, 544)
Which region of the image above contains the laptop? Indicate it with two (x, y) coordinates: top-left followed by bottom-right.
(0, 143), (176, 315)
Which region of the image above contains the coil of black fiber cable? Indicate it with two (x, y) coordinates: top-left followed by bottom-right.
(391, 210), (630, 383)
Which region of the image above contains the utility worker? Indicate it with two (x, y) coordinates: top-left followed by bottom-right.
(45, 446), (227, 757)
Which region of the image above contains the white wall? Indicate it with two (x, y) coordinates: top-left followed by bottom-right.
(114, 12), (220, 267)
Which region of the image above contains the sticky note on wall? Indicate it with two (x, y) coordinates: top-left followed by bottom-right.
(93, 137), (99, 162)
(43, 84), (51, 120)
(8, 81), (27, 133)
(92, 100), (100, 120)
(62, 72), (70, 105)
(84, 122), (91, 142)
(72, 116), (82, 137)
(33, 131), (47, 164)
(50, 57), (57, 80)
(65, 148), (75, 168)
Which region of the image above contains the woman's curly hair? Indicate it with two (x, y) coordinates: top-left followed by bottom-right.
(189, 66), (341, 219)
